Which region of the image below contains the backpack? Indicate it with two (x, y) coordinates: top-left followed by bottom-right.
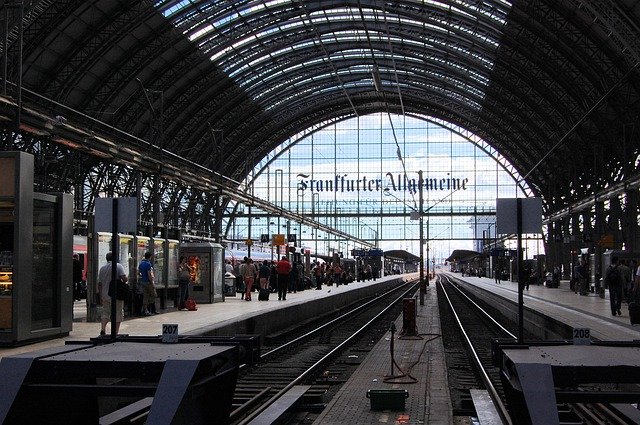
(604, 265), (620, 288)
(184, 298), (198, 311)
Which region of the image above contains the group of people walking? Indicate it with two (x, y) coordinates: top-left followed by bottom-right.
(97, 251), (373, 335)
(228, 257), (357, 301)
(230, 256), (302, 301)
(603, 256), (639, 317)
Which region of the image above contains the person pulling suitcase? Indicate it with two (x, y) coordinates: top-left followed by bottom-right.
(258, 260), (271, 301)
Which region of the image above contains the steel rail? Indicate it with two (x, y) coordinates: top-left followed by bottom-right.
(260, 279), (418, 359)
(236, 279), (419, 425)
(446, 274), (516, 339)
(439, 274), (513, 425)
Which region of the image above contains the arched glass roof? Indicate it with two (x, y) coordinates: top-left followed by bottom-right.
(3, 0), (640, 228)
(157, 0), (506, 109)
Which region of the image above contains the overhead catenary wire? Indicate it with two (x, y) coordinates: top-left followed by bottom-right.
(296, 0), (360, 118)
(519, 61), (640, 184)
(356, 0), (418, 210)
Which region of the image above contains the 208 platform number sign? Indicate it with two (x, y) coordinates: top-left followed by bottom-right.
(162, 324), (179, 343)
(572, 327), (590, 345)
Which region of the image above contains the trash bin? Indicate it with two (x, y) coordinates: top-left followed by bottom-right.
(224, 272), (236, 296)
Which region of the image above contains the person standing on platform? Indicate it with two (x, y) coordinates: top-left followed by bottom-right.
(241, 258), (257, 301)
(494, 268), (501, 284)
(606, 256), (623, 316)
(574, 260), (587, 295)
(98, 252), (127, 336)
(276, 256), (292, 301)
(73, 253), (83, 300)
(333, 263), (342, 286)
(314, 262), (323, 290)
(289, 259), (299, 293)
(523, 264), (531, 291)
(238, 257), (248, 300)
(178, 256), (191, 310)
(618, 259), (632, 301)
(133, 259), (145, 317)
(297, 261), (304, 290)
(364, 263), (372, 280)
(269, 261), (278, 292)
(259, 260), (270, 290)
(139, 252), (157, 315)
(225, 259), (234, 275)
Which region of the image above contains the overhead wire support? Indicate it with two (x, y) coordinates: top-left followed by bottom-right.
(296, 0), (359, 118)
(519, 61), (640, 184)
(357, 0), (417, 210)
(381, 2), (405, 116)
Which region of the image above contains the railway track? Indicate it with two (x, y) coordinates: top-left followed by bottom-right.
(438, 273), (516, 422)
(229, 279), (418, 425)
(439, 273), (637, 425)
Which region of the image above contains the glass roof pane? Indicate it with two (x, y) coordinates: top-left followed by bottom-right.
(158, 0), (193, 18)
(157, 0), (511, 106)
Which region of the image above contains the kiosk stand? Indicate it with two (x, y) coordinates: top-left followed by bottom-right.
(0, 152), (73, 346)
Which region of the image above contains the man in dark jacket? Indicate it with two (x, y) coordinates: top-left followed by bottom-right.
(606, 256), (623, 316)
(276, 256), (291, 301)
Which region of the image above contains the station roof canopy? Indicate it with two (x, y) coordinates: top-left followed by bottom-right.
(3, 1), (640, 217)
(384, 250), (420, 262)
(446, 250), (482, 263)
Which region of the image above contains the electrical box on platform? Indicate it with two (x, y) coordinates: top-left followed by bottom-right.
(367, 389), (409, 411)
(401, 298), (418, 336)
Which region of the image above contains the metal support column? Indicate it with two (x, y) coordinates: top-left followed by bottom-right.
(419, 170), (425, 305)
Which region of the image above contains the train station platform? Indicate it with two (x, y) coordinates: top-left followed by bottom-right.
(0, 274), (414, 360)
(445, 271), (640, 341)
(313, 283), (451, 425)
(6, 270), (635, 423)
(313, 271), (640, 424)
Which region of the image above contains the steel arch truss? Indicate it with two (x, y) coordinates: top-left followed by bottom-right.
(1, 0), (640, 227)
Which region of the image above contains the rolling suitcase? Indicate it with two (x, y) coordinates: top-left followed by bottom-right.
(258, 288), (270, 301)
(629, 302), (640, 325)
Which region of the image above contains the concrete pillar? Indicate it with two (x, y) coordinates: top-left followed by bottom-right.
(623, 189), (639, 252)
(609, 196), (624, 250)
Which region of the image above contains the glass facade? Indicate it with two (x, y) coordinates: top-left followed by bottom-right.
(31, 199), (58, 330)
(226, 113), (532, 263)
(0, 203), (13, 330)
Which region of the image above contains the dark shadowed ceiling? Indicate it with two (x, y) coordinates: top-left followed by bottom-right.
(3, 0), (640, 217)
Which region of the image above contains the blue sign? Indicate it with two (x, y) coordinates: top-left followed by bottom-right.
(351, 249), (383, 257)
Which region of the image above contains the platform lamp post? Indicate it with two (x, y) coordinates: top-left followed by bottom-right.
(296, 183), (305, 253)
(312, 192), (319, 257)
(383, 181), (426, 304)
(419, 171), (426, 304)
(315, 229), (318, 258)
(275, 169), (283, 256)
